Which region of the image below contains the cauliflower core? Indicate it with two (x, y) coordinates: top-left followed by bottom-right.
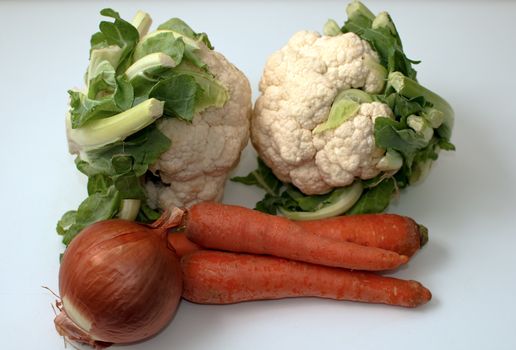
(252, 31), (392, 195)
(145, 45), (252, 208)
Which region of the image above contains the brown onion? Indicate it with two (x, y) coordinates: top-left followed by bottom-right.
(54, 208), (184, 348)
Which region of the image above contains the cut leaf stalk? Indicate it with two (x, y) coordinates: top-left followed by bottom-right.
(388, 72), (454, 138)
(67, 98), (164, 152)
(278, 182), (363, 220)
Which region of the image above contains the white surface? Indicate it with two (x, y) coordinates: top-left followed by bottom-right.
(1, 0), (515, 349)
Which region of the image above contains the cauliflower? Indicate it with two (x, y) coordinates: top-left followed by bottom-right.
(59, 9), (252, 244)
(236, 1), (454, 219)
(253, 30), (390, 195)
(145, 45), (251, 208)
(312, 102), (393, 191)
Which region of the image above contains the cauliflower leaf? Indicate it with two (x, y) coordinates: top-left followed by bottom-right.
(69, 76), (134, 129)
(133, 31), (186, 62)
(232, 158), (399, 218)
(57, 186), (121, 246)
(149, 74), (199, 121)
(374, 117), (428, 167)
(342, 3), (419, 79)
(313, 99), (360, 134)
(347, 177), (395, 214)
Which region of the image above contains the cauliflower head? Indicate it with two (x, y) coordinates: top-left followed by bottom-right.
(61, 9), (254, 246)
(252, 31), (391, 195)
(236, 1), (454, 220)
(146, 44), (252, 208)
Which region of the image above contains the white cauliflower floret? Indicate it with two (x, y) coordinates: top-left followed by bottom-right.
(145, 45), (252, 208)
(313, 102), (393, 188)
(252, 31), (390, 195)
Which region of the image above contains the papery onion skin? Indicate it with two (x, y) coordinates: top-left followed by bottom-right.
(55, 211), (183, 346)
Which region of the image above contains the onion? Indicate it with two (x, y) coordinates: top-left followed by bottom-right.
(54, 208), (184, 348)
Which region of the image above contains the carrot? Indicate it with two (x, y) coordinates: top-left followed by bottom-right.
(297, 214), (428, 257)
(185, 202), (408, 271)
(167, 210), (426, 257)
(181, 250), (432, 308)
(167, 233), (202, 258)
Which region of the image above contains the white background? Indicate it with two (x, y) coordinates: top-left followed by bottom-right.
(1, 0), (515, 349)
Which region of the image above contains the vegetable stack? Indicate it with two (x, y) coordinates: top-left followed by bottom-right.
(53, 3), (439, 349)
(55, 202), (432, 348)
(237, 0), (455, 219)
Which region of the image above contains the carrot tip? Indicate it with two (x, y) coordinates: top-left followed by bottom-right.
(418, 224), (429, 247)
(416, 285), (433, 307)
(424, 287), (432, 302)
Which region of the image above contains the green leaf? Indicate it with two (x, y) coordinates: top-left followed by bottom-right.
(114, 172), (146, 199)
(231, 158), (282, 196)
(126, 55), (178, 103)
(69, 76), (134, 129)
(113, 75), (134, 111)
(148, 74), (199, 121)
(75, 186), (120, 224)
(90, 31), (108, 51)
(87, 174), (113, 195)
(255, 193), (284, 215)
(387, 72), (454, 139)
(279, 183), (363, 220)
(100, 8), (120, 19)
(438, 139), (456, 151)
(282, 186), (336, 212)
(407, 139), (440, 184)
(313, 99), (360, 134)
(75, 157), (103, 177)
(133, 31), (186, 62)
(83, 123), (171, 177)
(111, 155), (133, 174)
(97, 8), (139, 74)
(374, 117), (428, 167)
(233, 157), (364, 219)
(56, 211), (78, 235)
(437, 122), (453, 141)
(342, 5), (418, 79)
(130, 61), (228, 112)
(158, 18), (197, 38)
(335, 88), (373, 104)
(62, 123), (168, 243)
(69, 90), (120, 128)
(158, 17), (213, 49)
(361, 173), (387, 188)
(390, 94), (427, 120)
(138, 23), (207, 68)
(173, 63), (229, 112)
(372, 11), (402, 47)
(136, 203), (162, 223)
(61, 186), (121, 245)
(183, 47), (206, 69)
(87, 60), (117, 99)
(347, 178), (395, 214)
(88, 41), (123, 82)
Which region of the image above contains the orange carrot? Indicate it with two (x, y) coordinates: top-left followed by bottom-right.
(185, 202), (408, 271)
(297, 214), (428, 257)
(167, 233), (202, 258)
(169, 215), (425, 258)
(181, 250), (432, 308)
